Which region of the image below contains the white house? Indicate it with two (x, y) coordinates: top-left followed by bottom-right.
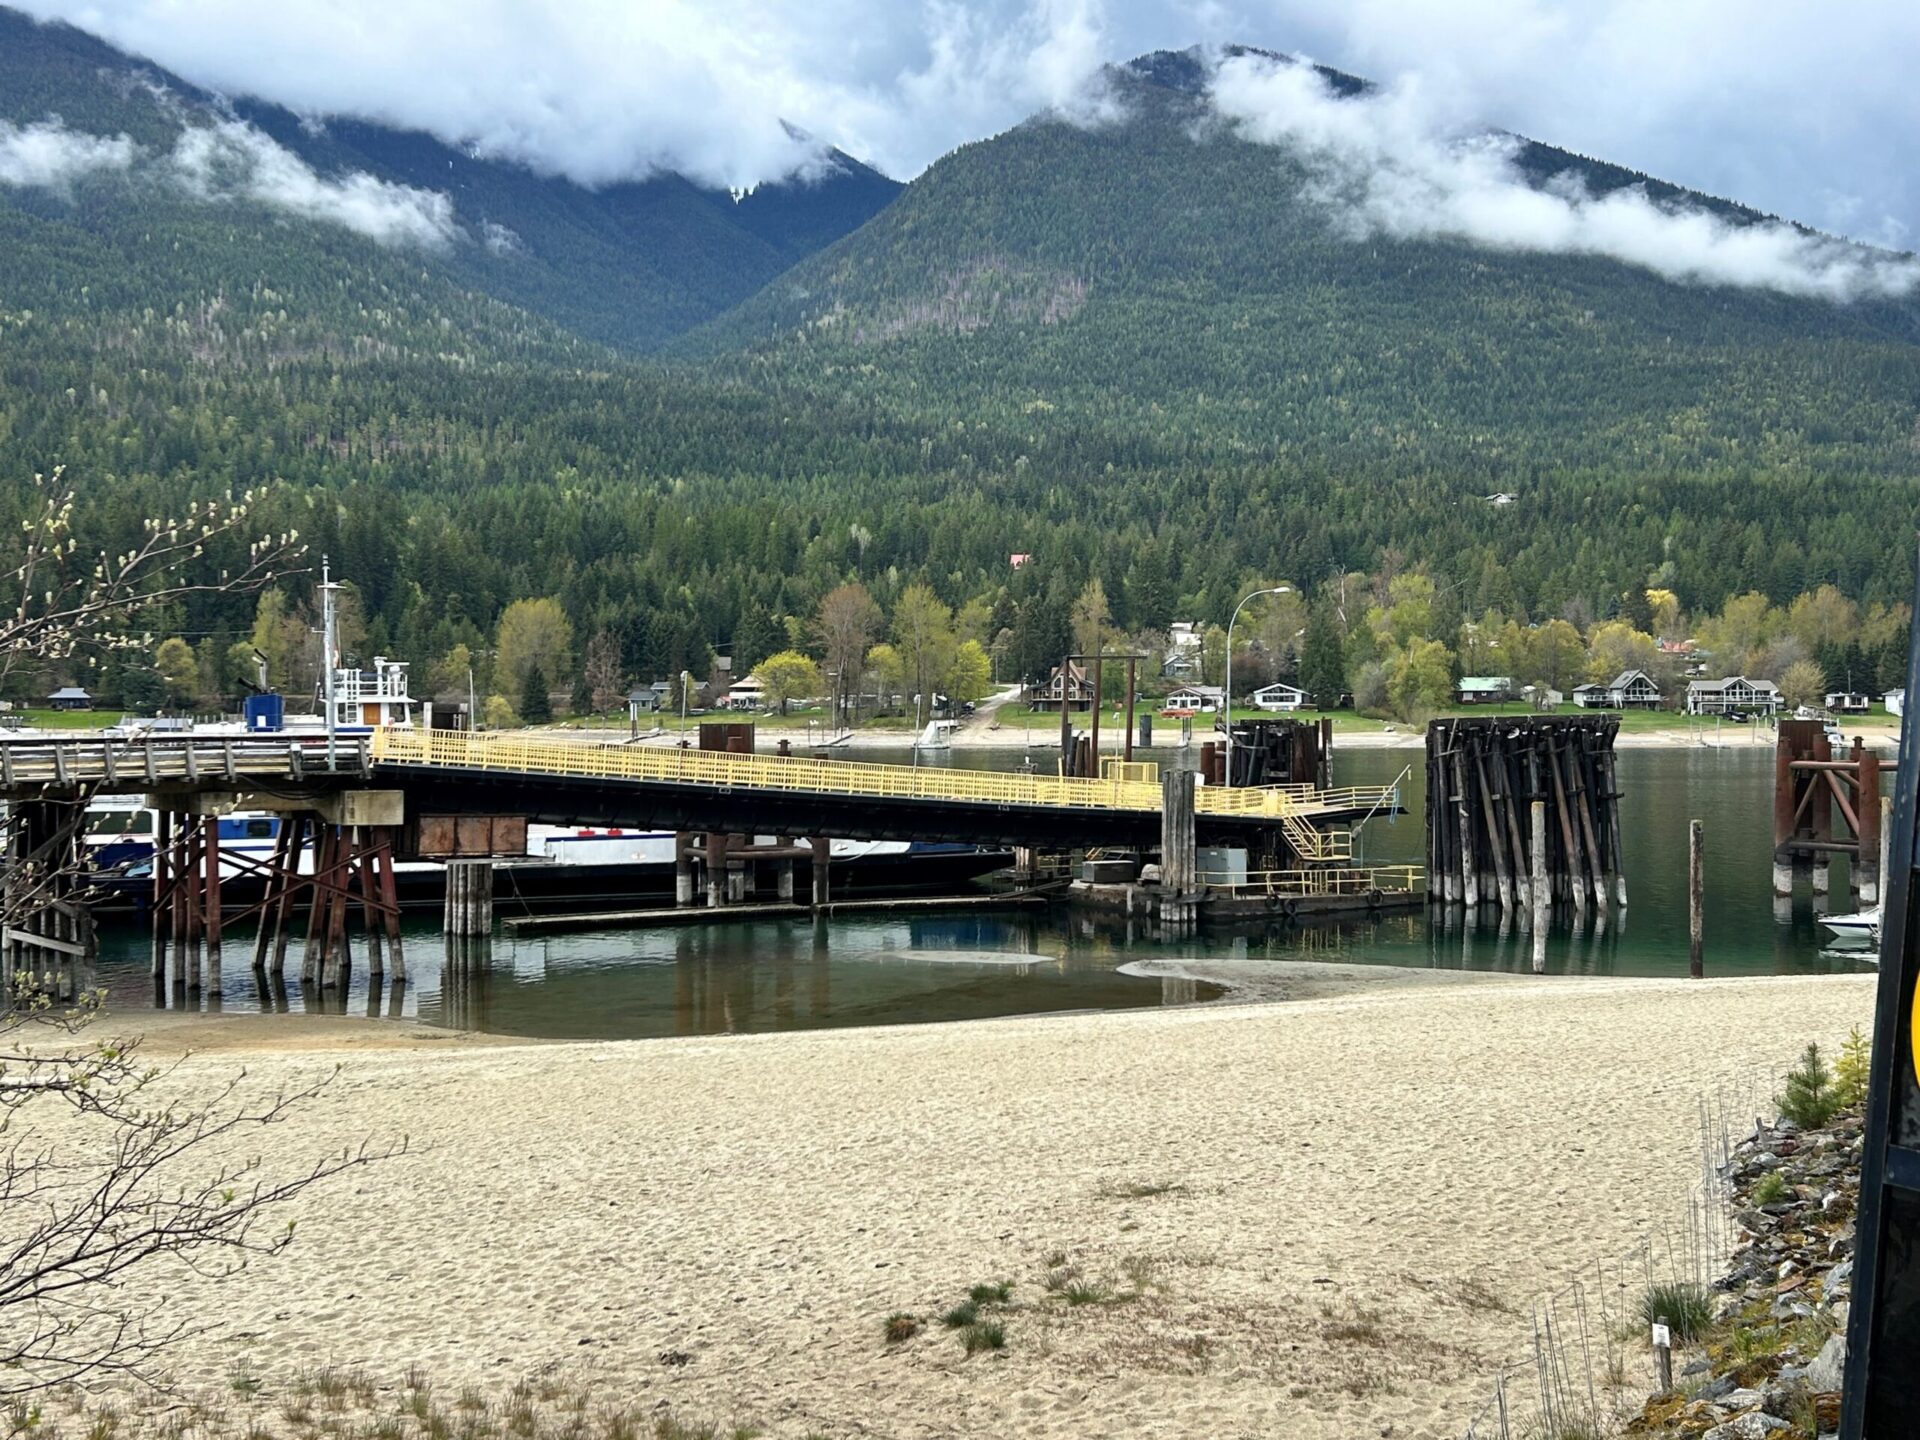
(1571, 683), (1609, 709)
(1888, 688), (1905, 718)
(1484, 492), (1517, 506)
(1252, 681), (1307, 712)
(1164, 683), (1225, 713)
(1162, 621), (1203, 678)
(1825, 690), (1872, 714)
(1605, 670), (1663, 709)
(1685, 676), (1781, 716)
(724, 673), (767, 710)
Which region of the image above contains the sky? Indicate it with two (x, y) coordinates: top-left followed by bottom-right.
(10, 0), (1919, 256)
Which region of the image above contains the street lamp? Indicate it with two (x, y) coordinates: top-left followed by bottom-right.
(1224, 585), (1292, 788)
(678, 669), (692, 745)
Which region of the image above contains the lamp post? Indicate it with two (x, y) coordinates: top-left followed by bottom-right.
(1224, 585), (1292, 787)
(679, 669), (692, 744)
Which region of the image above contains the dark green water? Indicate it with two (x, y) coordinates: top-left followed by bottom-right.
(90, 742), (1872, 1038)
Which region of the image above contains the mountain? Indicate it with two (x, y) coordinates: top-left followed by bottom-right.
(687, 46), (1920, 481)
(0, 6), (900, 352)
(4, 20), (1920, 701)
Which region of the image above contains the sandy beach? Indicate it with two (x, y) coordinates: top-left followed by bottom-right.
(46, 967), (1870, 1440)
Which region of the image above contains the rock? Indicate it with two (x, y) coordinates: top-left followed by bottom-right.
(1805, 1331), (1846, 1393)
(1824, 1259), (1853, 1300)
(1721, 1386), (1768, 1410)
(1699, 1374), (1735, 1402)
(1703, 1415), (1790, 1440)
(1682, 1358), (1713, 1377)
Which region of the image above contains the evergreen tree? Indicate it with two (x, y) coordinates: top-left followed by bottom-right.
(1299, 603), (1347, 706)
(519, 664), (553, 725)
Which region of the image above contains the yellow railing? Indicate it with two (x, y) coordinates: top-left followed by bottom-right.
(1280, 815), (1352, 862)
(372, 730), (1393, 819)
(1203, 865), (1425, 899)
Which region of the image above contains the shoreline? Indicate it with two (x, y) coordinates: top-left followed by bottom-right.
(72, 971), (1870, 1440)
(596, 722), (1896, 754)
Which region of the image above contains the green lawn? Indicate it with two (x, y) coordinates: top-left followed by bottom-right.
(10, 708), (128, 730)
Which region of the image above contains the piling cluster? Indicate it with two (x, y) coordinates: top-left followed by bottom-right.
(1425, 716), (1626, 913)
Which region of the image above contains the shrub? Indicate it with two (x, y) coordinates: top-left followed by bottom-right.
(1638, 1281), (1712, 1343)
(1836, 1026), (1871, 1109)
(883, 1313), (919, 1344)
(1752, 1170), (1787, 1206)
(1778, 1042), (1842, 1129)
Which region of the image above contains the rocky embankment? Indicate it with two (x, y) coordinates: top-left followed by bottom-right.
(1629, 1109), (1860, 1439)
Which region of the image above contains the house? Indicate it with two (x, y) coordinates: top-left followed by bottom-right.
(1571, 684), (1610, 709)
(1009, 553), (1032, 570)
(1456, 676), (1514, 705)
(47, 686), (91, 711)
(1252, 681), (1307, 712)
(1825, 691), (1872, 714)
(724, 673), (767, 710)
(1686, 676), (1781, 716)
(1606, 670), (1663, 709)
(1162, 621), (1203, 679)
(1484, 492), (1517, 506)
(628, 680), (678, 717)
(1164, 683), (1226, 713)
(1025, 662), (1095, 712)
(1888, 689), (1905, 718)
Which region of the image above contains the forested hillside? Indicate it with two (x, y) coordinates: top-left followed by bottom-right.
(3, 16), (1920, 716)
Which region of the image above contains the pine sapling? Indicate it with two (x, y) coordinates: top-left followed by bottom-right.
(1778, 1041), (1842, 1129)
(1835, 1026), (1871, 1110)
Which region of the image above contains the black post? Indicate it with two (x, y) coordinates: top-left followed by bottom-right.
(1842, 536), (1920, 1434)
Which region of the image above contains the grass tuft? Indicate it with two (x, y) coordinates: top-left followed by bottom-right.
(1639, 1281), (1713, 1343)
(961, 1322), (1006, 1355)
(940, 1301), (979, 1329)
(967, 1281), (1011, 1305)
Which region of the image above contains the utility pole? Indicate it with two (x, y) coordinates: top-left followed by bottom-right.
(320, 555), (339, 770)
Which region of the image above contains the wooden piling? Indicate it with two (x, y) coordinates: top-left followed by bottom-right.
(1689, 819), (1704, 979)
(1160, 767), (1197, 927)
(1530, 800), (1548, 973)
(810, 836), (831, 908)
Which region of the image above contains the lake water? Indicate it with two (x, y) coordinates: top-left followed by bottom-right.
(90, 739), (1874, 1038)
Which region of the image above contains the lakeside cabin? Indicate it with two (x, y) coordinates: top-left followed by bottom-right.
(1888, 689), (1906, 718)
(1252, 681), (1307, 712)
(1164, 683), (1225, 713)
(1455, 675), (1514, 705)
(724, 674), (767, 711)
(1025, 662), (1095, 713)
(1162, 622), (1203, 678)
(47, 686), (92, 712)
(1574, 670), (1663, 710)
(1825, 690), (1872, 714)
(1686, 675), (1781, 716)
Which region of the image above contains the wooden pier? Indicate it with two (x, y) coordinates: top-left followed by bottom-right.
(1425, 716), (1625, 913)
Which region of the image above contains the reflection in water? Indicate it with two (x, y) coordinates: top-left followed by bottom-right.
(80, 746), (1873, 1039)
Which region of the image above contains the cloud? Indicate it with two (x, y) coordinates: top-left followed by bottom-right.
(1209, 52), (1920, 302)
(0, 118), (137, 192)
(12, 0), (1132, 191)
(11, 1), (1920, 251)
(166, 119), (459, 248)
